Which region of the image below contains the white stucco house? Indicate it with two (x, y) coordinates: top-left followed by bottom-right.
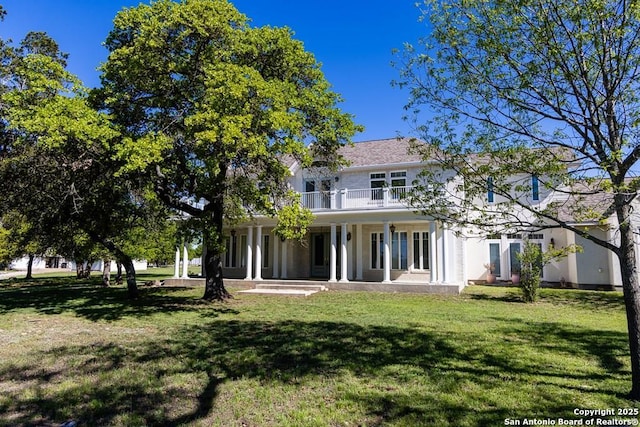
(211, 137), (632, 293)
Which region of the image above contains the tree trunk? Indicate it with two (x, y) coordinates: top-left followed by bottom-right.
(25, 254), (34, 279)
(75, 259), (84, 278)
(120, 255), (139, 299)
(202, 201), (231, 301)
(83, 259), (93, 278)
(102, 258), (111, 287)
(202, 247), (231, 300)
(615, 201), (640, 400)
(116, 261), (123, 285)
(88, 232), (138, 299)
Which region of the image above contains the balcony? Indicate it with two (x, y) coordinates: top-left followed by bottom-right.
(300, 186), (412, 211)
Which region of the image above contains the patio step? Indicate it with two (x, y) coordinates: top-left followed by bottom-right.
(237, 283), (327, 297)
(254, 283), (327, 292)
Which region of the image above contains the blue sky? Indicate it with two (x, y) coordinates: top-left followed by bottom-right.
(0, 0), (429, 142)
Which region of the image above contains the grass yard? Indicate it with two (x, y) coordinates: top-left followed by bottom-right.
(0, 275), (636, 426)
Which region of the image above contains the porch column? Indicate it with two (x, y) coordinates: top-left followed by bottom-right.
(356, 223), (363, 280)
(429, 222), (437, 282)
(329, 223), (337, 282)
(281, 239), (288, 279)
(340, 222), (349, 282)
(347, 224), (354, 280)
(437, 225), (445, 282)
(272, 233), (280, 279)
(442, 226), (452, 283)
(383, 221), (391, 283)
(174, 247), (180, 278)
(254, 225), (263, 280)
(245, 226), (253, 280)
(182, 245), (189, 278)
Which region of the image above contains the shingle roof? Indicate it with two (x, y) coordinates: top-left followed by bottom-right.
(339, 137), (424, 168)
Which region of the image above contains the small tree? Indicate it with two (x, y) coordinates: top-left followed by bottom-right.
(518, 241), (581, 302)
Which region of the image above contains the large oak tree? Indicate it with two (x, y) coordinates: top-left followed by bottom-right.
(97, 0), (361, 300)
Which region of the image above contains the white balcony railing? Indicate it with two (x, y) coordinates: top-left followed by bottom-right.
(300, 186), (412, 211)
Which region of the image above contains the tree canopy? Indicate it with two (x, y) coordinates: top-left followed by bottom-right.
(97, 0), (361, 300)
(397, 0), (640, 398)
(0, 29), (169, 297)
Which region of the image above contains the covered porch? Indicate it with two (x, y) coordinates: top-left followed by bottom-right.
(216, 215), (466, 288)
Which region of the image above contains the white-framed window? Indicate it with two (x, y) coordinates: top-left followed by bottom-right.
(488, 241), (502, 277)
(370, 172), (386, 200)
(412, 231), (430, 270)
(487, 177), (494, 203)
(391, 231), (408, 270)
(224, 235), (239, 268)
(390, 171), (407, 199)
(240, 235), (247, 268)
(371, 232), (384, 269)
(371, 231), (408, 270)
(532, 175), (539, 201)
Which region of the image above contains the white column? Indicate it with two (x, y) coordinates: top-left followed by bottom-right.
(442, 226), (450, 283)
(347, 224), (354, 280)
(181, 245), (189, 278)
(437, 225), (444, 282)
(254, 225), (263, 280)
(281, 239), (288, 279)
(245, 226), (253, 280)
(340, 223), (349, 282)
(329, 223), (337, 282)
(430, 222), (438, 282)
(356, 223), (363, 280)
(383, 221), (391, 283)
(174, 247), (180, 278)
(272, 234), (280, 279)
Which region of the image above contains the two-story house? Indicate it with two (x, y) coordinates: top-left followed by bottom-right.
(215, 137), (633, 292)
(220, 138), (466, 293)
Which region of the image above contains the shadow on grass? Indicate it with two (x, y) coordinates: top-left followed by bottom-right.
(0, 317), (631, 426)
(0, 278), (233, 321)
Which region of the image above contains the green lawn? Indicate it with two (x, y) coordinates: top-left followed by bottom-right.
(0, 276), (636, 426)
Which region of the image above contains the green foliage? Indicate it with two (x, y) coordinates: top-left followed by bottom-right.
(517, 241), (581, 302)
(518, 242), (543, 302)
(97, 0), (361, 263)
(398, 0), (640, 246)
(273, 195), (315, 242)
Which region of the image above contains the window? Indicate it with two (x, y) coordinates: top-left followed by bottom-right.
(305, 180), (315, 193)
(240, 235), (247, 268)
(390, 171), (407, 199)
(370, 172), (386, 200)
(371, 232), (384, 269)
(509, 242), (521, 274)
(224, 235), (239, 268)
(320, 179), (331, 208)
(487, 177), (494, 203)
(262, 235), (270, 268)
(532, 175), (539, 201)
(489, 242), (501, 276)
(372, 231), (408, 270)
(413, 231), (430, 270)
(391, 231), (408, 270)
